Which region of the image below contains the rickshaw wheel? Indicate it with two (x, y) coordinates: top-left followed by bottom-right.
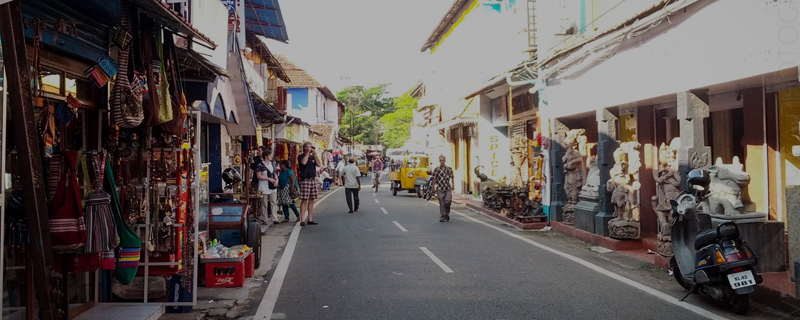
(247, 221), (262, 269)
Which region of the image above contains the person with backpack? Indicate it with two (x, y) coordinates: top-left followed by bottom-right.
(257, 151), (280, 225)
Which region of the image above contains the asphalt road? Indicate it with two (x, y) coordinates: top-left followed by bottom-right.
(265, 176), (784, 320)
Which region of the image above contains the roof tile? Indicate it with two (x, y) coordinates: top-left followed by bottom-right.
(275, 55), (323, 88)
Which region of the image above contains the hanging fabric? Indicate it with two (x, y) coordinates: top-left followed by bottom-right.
(155, 27), (173, 124)
(83, 152), (119, 259)
(159, 30), (186, 134)
(139, 16), (162, 127)
(49, 150), (87, 251)
(105, 156), (141, 284)
(110, 4), (145, 128)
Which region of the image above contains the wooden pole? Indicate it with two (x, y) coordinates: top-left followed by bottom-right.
(0, 2), (59, 318)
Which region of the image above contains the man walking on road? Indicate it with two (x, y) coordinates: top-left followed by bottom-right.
(432, 155), (454, 222)
(342, 157), (362, 213)
(298, 142), (322, 226)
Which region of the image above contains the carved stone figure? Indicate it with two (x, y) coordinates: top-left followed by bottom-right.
(562, 129), (587, 224)
(652, 138), (681, 256)
(579, 156), (600, 199)
(706, 157), (757, 216)
(607, 142), (641, 240)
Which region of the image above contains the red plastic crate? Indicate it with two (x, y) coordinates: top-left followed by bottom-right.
(245, 253), (254, 278)
(204, 261), (244, 287)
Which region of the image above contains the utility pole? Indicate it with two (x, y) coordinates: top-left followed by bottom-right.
(0, 1), (59, 319)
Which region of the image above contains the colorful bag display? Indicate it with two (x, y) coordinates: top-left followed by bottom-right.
(49, 150), (87, 251)
(104, 156), (141, 284)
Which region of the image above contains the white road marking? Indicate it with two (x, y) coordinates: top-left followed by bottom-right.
(436, 203), (729, 320)
(420, 247), (454, 273)
(254, 187), (340, 319)
(374, 199), (380, 204)
(380, 207), (389, 215)
(392, 221), (408, 232)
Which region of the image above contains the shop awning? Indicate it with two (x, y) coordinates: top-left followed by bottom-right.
(244, 0), (289, 43)
(129, 0), (217, 49)
(252, 92), (285, 124)
(177, 47), (228, 81)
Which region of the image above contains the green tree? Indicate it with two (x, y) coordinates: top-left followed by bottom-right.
(380, 90), (417, 148)
(337, 85), (394, 144)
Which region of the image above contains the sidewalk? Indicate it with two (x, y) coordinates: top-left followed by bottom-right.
(455, 194), (800, 316)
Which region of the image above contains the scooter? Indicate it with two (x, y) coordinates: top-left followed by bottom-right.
(669, 169), (763, 315)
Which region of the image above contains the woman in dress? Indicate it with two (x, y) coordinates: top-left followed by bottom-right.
(277, 161), (301, 222)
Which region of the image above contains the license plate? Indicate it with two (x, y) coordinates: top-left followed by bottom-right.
(727, 270), (756, 289)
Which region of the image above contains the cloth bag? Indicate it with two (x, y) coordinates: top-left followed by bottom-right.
(109, 5), (144, 128)
(82, 152), (119, 270)
(104, 156), (142, 284)
(49, 150), (87, 251)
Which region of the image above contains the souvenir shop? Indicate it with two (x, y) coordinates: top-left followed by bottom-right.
(0, 1), (216, 318)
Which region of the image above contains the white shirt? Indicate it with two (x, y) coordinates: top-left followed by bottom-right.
(259, 161), (276, 195)
(343, 164), (361, 189)
(320, 170), (332, 180)
(336, 161), (346, 176)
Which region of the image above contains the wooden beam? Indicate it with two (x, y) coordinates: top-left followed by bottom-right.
(0, 2), (59, 319)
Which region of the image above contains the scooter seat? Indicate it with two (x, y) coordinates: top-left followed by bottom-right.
(695, 230), (718, 250)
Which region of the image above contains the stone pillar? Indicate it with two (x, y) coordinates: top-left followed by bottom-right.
(595, 109), (619, 236)
(550, 119), (568, 222)
(677, 91), (712, 188)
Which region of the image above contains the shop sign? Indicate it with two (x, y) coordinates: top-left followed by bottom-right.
(220, 0), (236, 14)
(489, 135), (501, 177)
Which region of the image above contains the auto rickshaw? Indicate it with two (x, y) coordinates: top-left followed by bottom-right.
(357, 159), (369, 176)
(388, 155), (429, 197)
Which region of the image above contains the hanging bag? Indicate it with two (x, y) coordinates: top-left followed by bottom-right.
(110, 5), (145, 128)
(155, 28), (173, 124)
(159, 30), (187, 134)
(83, 152), (119, 262)
(104, 156), (142, 284)
(49, 150), (87, 251)
(139, 16), (162, 128)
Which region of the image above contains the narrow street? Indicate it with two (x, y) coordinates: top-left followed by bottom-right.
(246, 177), (787, 320)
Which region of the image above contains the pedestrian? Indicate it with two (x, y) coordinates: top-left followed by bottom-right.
(277, 161), (301, 222)
(298, 142), (322, 226)
(257, 151), (280, 225)
(342, 157), (361, 213)
(335, 159), (346, 186)
(432, 155), (454, 222)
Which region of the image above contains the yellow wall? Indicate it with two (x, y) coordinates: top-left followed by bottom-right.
(779, 87), (800, 222)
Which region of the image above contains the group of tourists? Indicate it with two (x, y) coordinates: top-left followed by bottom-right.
(250, 144), (456, 225)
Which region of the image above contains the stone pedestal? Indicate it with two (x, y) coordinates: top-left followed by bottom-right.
(658, 234), (673, 257)
(575, 194), (600, 233)
(550, 120), (568, 223)
(595, 109), (618, 236)
(609, 220), (641, 240)
(710, 220), (787, 273)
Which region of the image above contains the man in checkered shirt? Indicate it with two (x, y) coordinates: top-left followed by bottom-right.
(432, 155), (455, 222)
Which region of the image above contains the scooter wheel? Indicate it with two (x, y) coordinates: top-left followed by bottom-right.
(731, 294), (749, 315)
(670, 257), (693, 290)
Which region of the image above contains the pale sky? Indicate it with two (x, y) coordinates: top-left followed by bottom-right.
(263, 0), (455, 97)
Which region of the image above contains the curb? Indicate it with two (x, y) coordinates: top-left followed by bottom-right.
(463, 203), (547, 230)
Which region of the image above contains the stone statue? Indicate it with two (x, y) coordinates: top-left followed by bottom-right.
(652, 138), (681, 256)
(608, 142), (642, 239)
(562, 129), (587, 224)
(580, 156), (600, 199)
(706, 156), (757, 216)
